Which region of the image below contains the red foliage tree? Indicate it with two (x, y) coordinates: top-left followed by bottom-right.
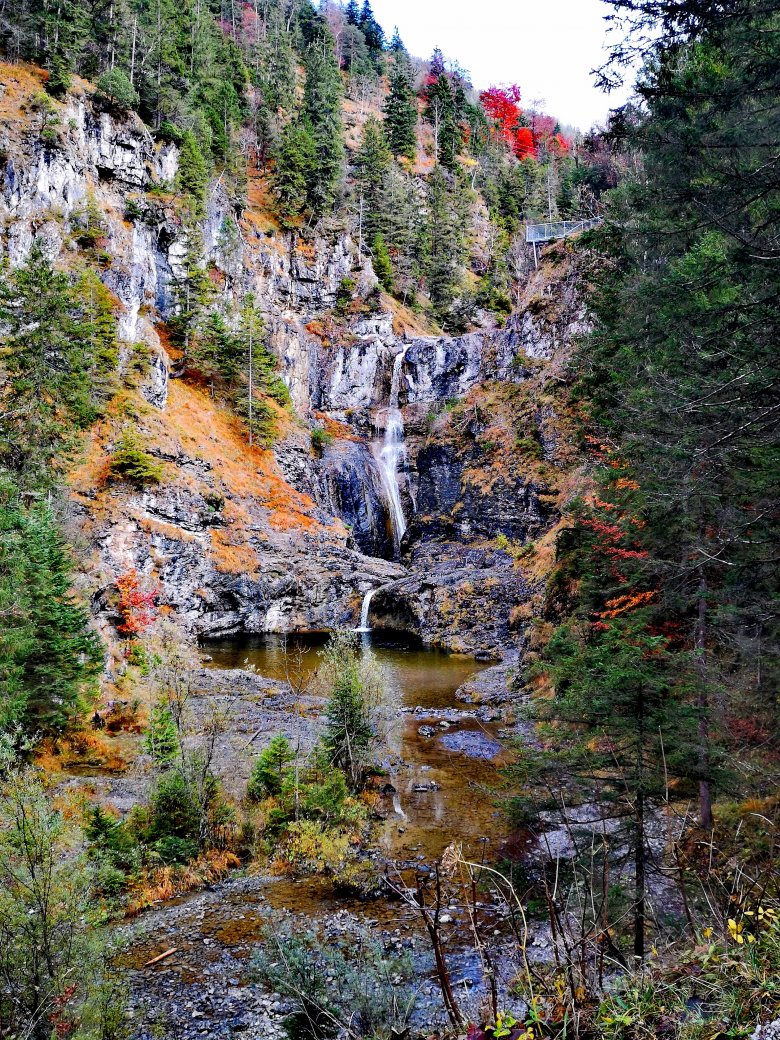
(480, 85), (569, 160)
(115, 570), (157, 637)
(480, 85), (533, 159)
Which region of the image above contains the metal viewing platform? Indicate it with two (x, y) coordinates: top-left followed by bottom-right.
(526, 217), (603, 266)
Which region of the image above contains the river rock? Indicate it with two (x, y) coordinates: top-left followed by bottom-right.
(437, 731), (503, 760)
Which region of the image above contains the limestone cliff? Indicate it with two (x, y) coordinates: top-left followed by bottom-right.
(0, 63), (589, 659)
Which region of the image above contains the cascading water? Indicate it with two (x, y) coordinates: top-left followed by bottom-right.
(376, 351), (408, 558)
(355, 588), (376, 633)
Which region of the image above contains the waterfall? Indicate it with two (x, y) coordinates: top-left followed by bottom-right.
(355, 588), (376, 633)
(376, 351), (407, 558)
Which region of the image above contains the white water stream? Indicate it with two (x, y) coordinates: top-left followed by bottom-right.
(355, 588), (376, 633)
(376, 351), (408, 557)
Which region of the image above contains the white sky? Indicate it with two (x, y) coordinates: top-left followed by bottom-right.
(366, 0), (632, 131)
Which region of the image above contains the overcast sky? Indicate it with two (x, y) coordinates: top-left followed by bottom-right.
(365, 0), (632, 131)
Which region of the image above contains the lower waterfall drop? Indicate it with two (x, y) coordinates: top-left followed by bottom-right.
(376, 351), (407, 558)
(355, 588), (376, 633)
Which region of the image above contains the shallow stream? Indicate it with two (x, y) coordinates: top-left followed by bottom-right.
(205, 631), (507, 863)
(121, 633), (518, 1034)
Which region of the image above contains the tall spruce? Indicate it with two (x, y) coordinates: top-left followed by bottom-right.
(354, 116), (390, 249)
(383, 52), (418, 161)
(0, 244), (118, 488)
(0, 492), (103, 735)
(423, 165), (465, 325)
(302, 35), (345, 216)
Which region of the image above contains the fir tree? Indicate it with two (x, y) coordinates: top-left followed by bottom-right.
(0, 494), (103, 735)
(371, 232), (394, 293)
(383, 53), (418, 161)
(355, 116), (390, 248)
(302, 37), (345, 216)
(345, 0), (361, 26)
(273, 119), (316, 224)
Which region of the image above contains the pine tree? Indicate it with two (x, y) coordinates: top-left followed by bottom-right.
(0, 495), (103, 735)
(371, 232), (394, 293)
(423, 165), (464, 324)
(302, 37), (345, 216)
(355, 116), (390, 247)
(383, 53), (418, 161)
(273, 119), (316, 224)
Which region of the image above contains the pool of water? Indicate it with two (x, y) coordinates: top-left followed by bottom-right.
(203, 631), (483, 709)
(203, 631), (507, 862)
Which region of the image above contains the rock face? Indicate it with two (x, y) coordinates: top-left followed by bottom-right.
(0, 65), (588, 658)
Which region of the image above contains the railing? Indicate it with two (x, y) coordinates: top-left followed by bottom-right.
(525, 217), (603, 244)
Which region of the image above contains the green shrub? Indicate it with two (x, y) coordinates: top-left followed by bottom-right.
(334, 276), (356, 316)
(145, 770), (201, 845)
(266, 373), (292, 407)
(72, 191), (107, 248)
(278, 819), (351, 875)
(142, 703), (179, 766)
(96, 68), (139, 111)
(153, 834), (198, 865)
(157, 120), (184, 144)
(0, 766), (128, 1034)
(296, 766), (349, 823)
(515, 433), (544, 460)
(107, 429), (163, 486)
(310, 427), (333, 455)
(371, 233), (394, 293)
(254, 919), (415, 1040)
(40, 124), (60, 146)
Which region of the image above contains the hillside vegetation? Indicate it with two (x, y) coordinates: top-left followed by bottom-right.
(0, 0), (778, 1039)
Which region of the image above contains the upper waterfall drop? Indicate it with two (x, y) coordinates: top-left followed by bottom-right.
(376, 351), (408, 559)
